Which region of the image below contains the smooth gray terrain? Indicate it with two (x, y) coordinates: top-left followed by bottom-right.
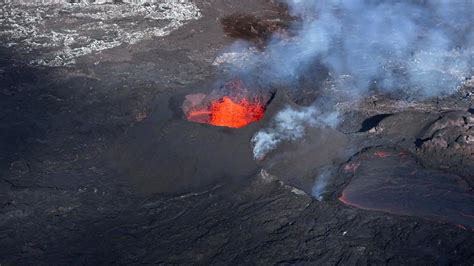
(0, 1), (473, 265)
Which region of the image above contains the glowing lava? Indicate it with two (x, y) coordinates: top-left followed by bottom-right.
(187, 96), (265, 128)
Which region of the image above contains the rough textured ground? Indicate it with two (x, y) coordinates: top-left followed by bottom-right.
(0, 1), (473, 265)
(340, 147), (474, 229)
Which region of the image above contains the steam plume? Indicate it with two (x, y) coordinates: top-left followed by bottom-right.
(233, 0), (473, 97)
(312, 169), (331, 201)
(251, 106), (339, 159)
(249, 0), (472, 196)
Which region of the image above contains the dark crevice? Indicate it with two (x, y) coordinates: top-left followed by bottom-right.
(415, 137), (432, 148)
(468, 108), (474, 114)
(358, 114), (392, 132)
(2, 176), (62, 191)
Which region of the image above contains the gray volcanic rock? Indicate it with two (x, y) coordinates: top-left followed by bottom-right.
(340, 147), (474, 230)
(0, 0), (201, 66)
(94, 172), (473, 265)
(0, 0), (473, 265)
(356, 111), (474, 185)
(416, 111), (474, 184)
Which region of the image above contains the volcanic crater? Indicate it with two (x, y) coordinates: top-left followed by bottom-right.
(1, 0), (473, 265)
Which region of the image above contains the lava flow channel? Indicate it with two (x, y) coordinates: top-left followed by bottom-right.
(187, 96), (265, 128)
(339, 148), (474, 230)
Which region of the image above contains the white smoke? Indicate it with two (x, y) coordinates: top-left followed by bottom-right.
(248, 0), (472, 199)
(311, 169), (331, 201)
(227, 0), (473, 98)
(251, 106), (340, 159)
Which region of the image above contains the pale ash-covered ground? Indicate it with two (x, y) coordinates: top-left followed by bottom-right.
(0, 1), (473, 265)
(0, 0), (201, 66)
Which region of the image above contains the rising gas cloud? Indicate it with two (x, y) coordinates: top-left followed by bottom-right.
(249, 0), (473, 194)
(252, 105), (339, 159)
(251, 0), (472, 154)
(231, 0), (473, 98)
(283, 0), (472, 97)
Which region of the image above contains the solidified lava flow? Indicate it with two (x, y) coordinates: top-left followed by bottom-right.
(339, 148), (474, 230)
(186, 96), (265, 128)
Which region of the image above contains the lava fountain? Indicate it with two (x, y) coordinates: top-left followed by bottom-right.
(183, 80), (267, 128)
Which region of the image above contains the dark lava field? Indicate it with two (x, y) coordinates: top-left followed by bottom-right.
(0, 0), (473, 265)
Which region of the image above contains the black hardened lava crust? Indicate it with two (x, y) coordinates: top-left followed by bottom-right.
(0, 1), (473, 265)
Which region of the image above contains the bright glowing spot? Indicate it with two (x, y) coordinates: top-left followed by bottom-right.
(187, 96), (265, 128)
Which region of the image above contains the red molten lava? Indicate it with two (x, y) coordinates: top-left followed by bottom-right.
(187, 96), (265, 128)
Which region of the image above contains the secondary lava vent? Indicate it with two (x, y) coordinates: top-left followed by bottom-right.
(182, 80), (268, 128)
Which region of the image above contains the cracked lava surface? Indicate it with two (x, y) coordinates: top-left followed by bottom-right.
(0, 0), (473, 264)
